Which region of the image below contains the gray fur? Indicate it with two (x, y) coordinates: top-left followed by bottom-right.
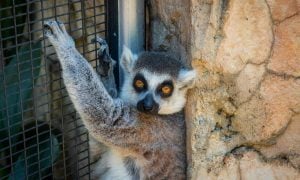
(134, 52), (185, 77)
(94, 36), (118, 98)
(123, 157), (140, 180)
(44, 20), (193, 180)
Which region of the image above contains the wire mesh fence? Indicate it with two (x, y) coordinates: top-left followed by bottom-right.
(0, 0), (109, 179)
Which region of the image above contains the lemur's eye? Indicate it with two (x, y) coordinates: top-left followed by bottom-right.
(161, 86), (171, 95)
(135, 80), (144, 88)
(133, 73), (147, 92)
(157, 81), (173, 98)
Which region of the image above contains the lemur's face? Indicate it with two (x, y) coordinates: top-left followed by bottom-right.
(120, 47), (196, 115)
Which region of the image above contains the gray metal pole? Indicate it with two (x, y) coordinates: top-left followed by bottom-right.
(118, 0), (145, 84)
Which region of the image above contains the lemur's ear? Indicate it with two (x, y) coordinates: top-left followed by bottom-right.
(120, 46), (137, 73)
(178, 69), (197, 89)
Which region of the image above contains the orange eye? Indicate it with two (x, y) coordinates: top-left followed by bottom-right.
(161, 86), (171, 95)
(135, 80), (144, 88)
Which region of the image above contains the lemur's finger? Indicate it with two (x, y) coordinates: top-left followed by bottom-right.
(98, 37), (107, 46)
(98, 38), (109, 55)
(92, 36), (111, 63)
(43, 24), (57, 44)
(44, 20), (62, 37)
(43, 21), (54, 36)
(57, 20), (68, 34)
(92, 36), (108, 54)
(92, 36), (107, 46)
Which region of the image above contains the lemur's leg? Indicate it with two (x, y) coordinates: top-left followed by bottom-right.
(92, 37), (117, 98)
(43, 21), (145, 147)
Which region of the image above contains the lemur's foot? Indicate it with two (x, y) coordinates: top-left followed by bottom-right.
(92, 36), (116, 77)
(44, 20), (75, 49)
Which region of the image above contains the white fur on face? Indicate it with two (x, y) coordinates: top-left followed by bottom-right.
(120, 72), (140, 106)
(120, 46), (138, 73)
(120, 69), (190, 115)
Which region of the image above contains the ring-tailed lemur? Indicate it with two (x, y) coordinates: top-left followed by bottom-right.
(44, 20), (196, 180)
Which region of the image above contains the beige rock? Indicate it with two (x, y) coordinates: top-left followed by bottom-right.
(190, 0), (229, 62)
(266, 0), (299, 22)
(216, 0), (273, 74)
(267, 15), (300, 77)
(235, 63), (265, 104)
(260, 75), (300, 139)
(259, 114), (300, 167)
(238, 151), (300, 180)
(232, 95), (267, 142)
(195, 151), (300, 179)
(233, 75), (300, 143)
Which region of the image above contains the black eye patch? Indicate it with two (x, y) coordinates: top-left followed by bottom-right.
(133, 73), (147, 92)
(156, 80), (173, 98)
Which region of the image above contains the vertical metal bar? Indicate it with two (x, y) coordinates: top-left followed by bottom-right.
(66, 0), (73, 177)
(86, 130), (91, 179)
(105, 0), (119, 88)
(117, 0), (145, 85)
(80, 1), (86, 55)
(93, 0), (98, 68)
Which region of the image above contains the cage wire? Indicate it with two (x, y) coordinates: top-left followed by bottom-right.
(0, 0), (108, 179)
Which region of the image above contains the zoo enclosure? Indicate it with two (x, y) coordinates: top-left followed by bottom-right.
(0, 0), (119, 179)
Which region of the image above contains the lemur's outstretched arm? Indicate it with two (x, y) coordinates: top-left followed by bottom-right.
(44, 21), (144, 148)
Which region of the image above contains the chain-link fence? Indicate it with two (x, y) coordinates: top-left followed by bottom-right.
(0, 0), (116, 179)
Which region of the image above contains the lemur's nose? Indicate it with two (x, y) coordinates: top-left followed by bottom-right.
(137, 94), (158, 114)
(143, 103), (153, 111)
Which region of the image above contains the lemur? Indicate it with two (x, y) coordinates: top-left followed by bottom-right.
(44, 20), (196, 180)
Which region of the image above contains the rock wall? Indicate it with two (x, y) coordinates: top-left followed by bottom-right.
(149, 0), (300, 179)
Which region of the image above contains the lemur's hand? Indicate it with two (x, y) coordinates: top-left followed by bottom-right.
(92, 36), (110, 62)
(44, 20), (75, 49)
(92, 36), (116, 77)
(92, 36), (117, 98)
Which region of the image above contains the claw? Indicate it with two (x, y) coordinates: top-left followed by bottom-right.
(92, 36), (107, 46)
(43, 20), (75, 49)
(57, 20), (68, 34)
(43, 23), (53, 35)
(92, 36), (111, 63)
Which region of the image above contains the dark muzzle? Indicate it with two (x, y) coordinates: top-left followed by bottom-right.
(137, 94), (159, 114)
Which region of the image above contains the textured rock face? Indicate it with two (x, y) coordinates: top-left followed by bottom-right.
(268, 15), (300, 77)
(149, 0), (300, 179)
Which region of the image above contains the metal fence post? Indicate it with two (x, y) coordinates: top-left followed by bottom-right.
(118, 0), (145, 85)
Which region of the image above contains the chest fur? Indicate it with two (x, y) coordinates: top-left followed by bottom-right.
(93, 150), (142, 180)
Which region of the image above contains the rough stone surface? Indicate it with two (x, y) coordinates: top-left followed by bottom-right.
(259, 114), (300, 168)
(266, 0), (299, 22)
(233, 75), (300, 143)
(149, 0), (191, 63)
(221, 151), (300, 180)
(235, 63), (265, 104)
(196, 150), (300, 179)
(267, 15), (300, 77)
(150, 0), (300, 179)
(215, 0), (273, 74)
